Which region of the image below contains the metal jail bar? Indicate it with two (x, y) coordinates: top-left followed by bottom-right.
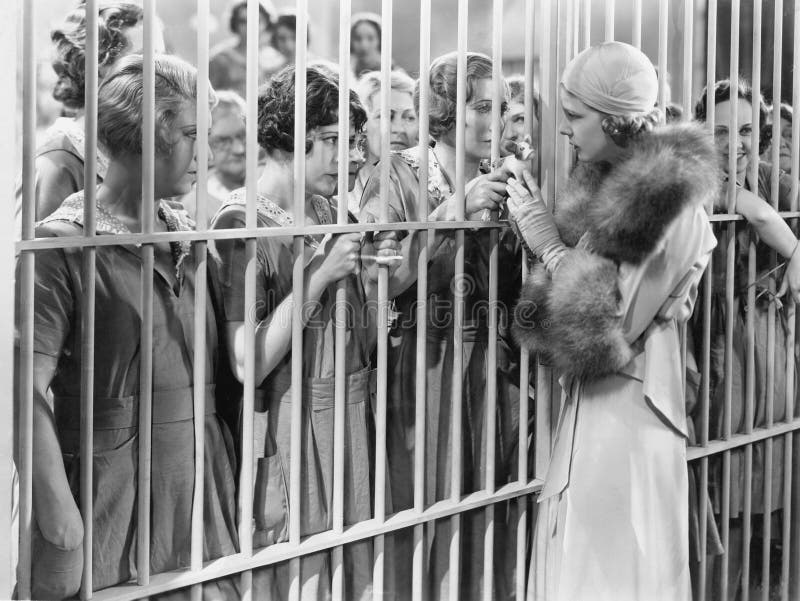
(0, 0), (16, 594)
(9, 1), (800, 600)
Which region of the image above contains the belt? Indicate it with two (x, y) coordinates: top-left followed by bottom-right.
(254, 366), (375, 411)
(55, 384), (217, 431)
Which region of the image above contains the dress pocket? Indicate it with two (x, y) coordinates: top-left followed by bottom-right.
(253, 451), (289, 547)
(83, 434), (139, 590)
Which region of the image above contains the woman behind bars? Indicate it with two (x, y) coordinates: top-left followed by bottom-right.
(360, 51), (523, 600)
(693, 79), (800, 599)
(508, 42), (718, 601)
(351, 69), (418, 213)
(211, 64), (397, 601)
(18, 54), (238, 599)
(14, 2), (165, 233)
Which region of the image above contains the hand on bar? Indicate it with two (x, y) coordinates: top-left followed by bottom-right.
(315, 232), (364, 281)
(361, 227), (403, 282)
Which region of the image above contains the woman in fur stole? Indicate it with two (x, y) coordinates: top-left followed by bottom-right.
(508, 42), (718, 601)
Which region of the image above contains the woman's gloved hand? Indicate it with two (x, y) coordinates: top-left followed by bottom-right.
(506, 169), (566, 273)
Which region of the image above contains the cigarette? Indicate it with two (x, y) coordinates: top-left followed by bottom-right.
(362, 254), (404, 263)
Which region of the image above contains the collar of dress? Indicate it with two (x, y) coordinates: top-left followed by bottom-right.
(221, 189), (332, 250)
(40, 192), (193, 281)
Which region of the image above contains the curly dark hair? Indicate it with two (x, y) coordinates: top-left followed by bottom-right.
(694, 78), (770, 153)
(417, 51), (506, 141)
(50, 2), (143, 110)
(600, 109), (663, 147)
(257, 64), (367, 154)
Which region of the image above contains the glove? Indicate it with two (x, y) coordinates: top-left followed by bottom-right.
(506, 169), (566, 273)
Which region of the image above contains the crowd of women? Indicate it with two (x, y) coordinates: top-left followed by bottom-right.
(14, 1), (800, 600)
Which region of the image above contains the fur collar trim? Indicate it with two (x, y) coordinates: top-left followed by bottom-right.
(555, 122), (719, 264)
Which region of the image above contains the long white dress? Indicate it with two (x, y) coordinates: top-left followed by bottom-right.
(529, 203), (717, 601)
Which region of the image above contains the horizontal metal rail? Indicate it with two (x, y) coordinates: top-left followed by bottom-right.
(89, 479), (543, 601)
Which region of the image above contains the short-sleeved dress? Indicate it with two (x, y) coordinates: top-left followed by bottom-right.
(23, 193), (239, 598)
(14, 117), (110, 236)
(360, 145), (525, 601)
(211, 190), (373, 601)
(696, 162), (798, 521)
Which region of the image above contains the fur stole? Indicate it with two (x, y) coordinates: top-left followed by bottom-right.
(513, 123), (719, 378)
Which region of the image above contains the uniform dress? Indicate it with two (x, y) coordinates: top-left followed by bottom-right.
(211, 190), (373, 601)
(24, 192), (239, 599)
(14, 117), (110, 235)
(360, 145), (524, 601)
(692, 162), (798, 597)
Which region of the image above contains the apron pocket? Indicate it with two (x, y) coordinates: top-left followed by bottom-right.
(253, 451), (289, 547)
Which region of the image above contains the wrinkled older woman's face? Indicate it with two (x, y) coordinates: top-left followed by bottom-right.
(155, 102), (208, 198)
(210, 107), (246, 182)
(364, 88), (417, 163)
(558, 87), (617, 163)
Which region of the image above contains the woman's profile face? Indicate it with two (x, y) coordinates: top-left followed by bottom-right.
(352, 22), (380, 60)
(558, 87), (615, 163)
(155, 102), (206, 198)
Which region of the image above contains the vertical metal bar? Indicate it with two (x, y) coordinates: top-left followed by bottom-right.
(632, 0), (642, 49)
(535, 0), (558, 485)
(604, 0), (614, 42)
(657, 0), (669, 111)
(697, 4), (717, 599)
(238, 1), (260, 599)
(289, 3), (308, 600)
(0, 0), (16, 597)
(520, 0), (537, 489)
(681, 0), (694, 115)
(190, 2), (210, 600)
(80, 0), (99, 597)
(787, 8), (800, 598)
(373, 0), (392, 597)
(718, 3), (741, 599)
(564, 0), (575, 78)
(413, 2), (431, 600)
(331, 1), (351, 599)
(581, 0), (591, 50)
(516, 2), (537, 598)
(137, 0), (157, 585)
(739, 4), (763, 600)
(16, 0), (36, 596)
(448, 2), (468, 599)
(759, 3), (784, 598)
(483, 1), (503, 598)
